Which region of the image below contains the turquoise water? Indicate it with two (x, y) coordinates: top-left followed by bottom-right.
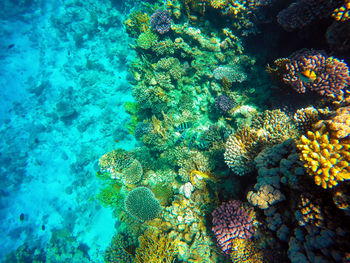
(1, 0), (350, 262)
(0, 1), (136, 261)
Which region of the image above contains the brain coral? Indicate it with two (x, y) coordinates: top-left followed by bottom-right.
(212, 200), (254, 254)
(125, 187), (161, 222)
(297, 130), (350, 189)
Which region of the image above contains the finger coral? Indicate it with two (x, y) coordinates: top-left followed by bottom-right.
(212, 200), (254, 254)
(297, 130), (350, 189)
(282, 50), (350, 99)
(135, 228), (177, 263)
(332, 0), (350, 21)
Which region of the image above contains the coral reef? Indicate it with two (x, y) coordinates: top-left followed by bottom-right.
(214, 94), (235, 114)
(297, 130), (350, 189)
(277, 0), (341, 31)
(135, 228), (177, 263)
(150, 9), (171, 35)
(230, 238), (264, 263)
(332, 0), (350, 21)
(104, 233), (134, 263)
(212, 200), (255, 254)
(124, 186), (161, 222)
(224, 128), (261, 176)
(280, 49), (350, 99)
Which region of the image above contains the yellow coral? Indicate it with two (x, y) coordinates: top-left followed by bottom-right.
(230, 238), (264, 263)
(297, 195), (324, 227)
(297, 130), (350, 189)
(135, 228), (177, 263)
(125, 11), (150, 36)
(210, 0), (228, 9)
(332, 0), (350, 22)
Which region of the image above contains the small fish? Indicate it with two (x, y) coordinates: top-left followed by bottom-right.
(175, 130), (187, 145)
(115, 139), (119, 143)
(176, 122), (192, 132)
(19, 213), (24, 221)
(197, 141), (210, 150)
(42, 225), (45, 231)
(188, 132), (198, 152)
(298, 69), (317, 82)
(8, 44), (15, 49)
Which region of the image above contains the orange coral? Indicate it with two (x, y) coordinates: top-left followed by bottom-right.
(325, 107), (350, 139)
(332, 0), (350, 22)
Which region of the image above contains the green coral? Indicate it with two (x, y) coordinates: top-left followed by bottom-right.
(124, 101), (140, 135)
(95, 182), (123, 208)
(136, 30), (158, 50)
(125, 186), (161, 222)
(151, 183), (174, 206)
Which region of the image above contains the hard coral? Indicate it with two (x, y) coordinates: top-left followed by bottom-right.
(124, 187), (161, 222)
(247, 184), (285, 209)
(150, 9), (171, 35)
(230, 238), (264, 263)
(282, 50), (350, 99)
(212, 200), (254, 254)
(324, 106), (350, 139)
(104, 233), (134, 263)
(297, 130), (350, 189)
(224, 128), (260, 176)
(214, 94), (235, 114)
(332, 0), (350, 21)
(277, 0), (341, 31)
(135, 228), (177, 263)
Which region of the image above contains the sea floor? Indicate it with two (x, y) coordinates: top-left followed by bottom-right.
(0, 0), (135, 261)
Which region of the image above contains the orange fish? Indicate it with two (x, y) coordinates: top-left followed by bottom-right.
(115, 139), (119, 143)
(298, 69), (317, 82)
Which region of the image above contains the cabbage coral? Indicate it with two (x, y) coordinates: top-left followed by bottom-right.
(297, 130), (350, 189)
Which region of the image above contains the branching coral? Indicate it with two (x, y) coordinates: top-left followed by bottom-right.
(293, 106), (321, 134)
(332, 0), (350, 21)
(124, 11), (150, 37)
(135, 228), (177, 263)
(281, 49), (350, 99)
(224, 128), (261, 176)
(324, 106), (350, 139)
(297, 130), (350, 189)
(212, 200), (254, 254)
(296, 194), (324, 228)
(252, 109), (298, 145)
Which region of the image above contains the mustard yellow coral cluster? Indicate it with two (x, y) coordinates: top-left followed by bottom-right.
(135, 228), (177, 263)
(297, 130), (350, 189)
(230, 238), (264, 263)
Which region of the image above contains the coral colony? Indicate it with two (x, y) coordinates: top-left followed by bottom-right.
(4, 0), (350, 262)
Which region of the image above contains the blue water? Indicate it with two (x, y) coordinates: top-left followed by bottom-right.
(0, 0), (136, 261)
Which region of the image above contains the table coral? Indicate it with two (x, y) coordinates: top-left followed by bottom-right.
(297, 130), (350, 189)
(212, 200), (254, 254)
(282, 49), (350, 99)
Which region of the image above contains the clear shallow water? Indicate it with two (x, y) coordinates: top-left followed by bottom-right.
(0, 0), (136, 261)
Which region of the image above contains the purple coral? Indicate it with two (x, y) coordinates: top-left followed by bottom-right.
(150, 9), (171, 35)
(212, 200), (254, 254)
(214, 95), (235, 114)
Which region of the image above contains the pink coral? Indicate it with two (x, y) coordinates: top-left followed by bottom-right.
(283, 50), (350, 99)
(212, 200), (254, 254)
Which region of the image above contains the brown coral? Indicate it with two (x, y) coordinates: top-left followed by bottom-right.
(324, 106), (350, 139)
(247, 184), (285, 209)
(297, 195), (324, 228)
